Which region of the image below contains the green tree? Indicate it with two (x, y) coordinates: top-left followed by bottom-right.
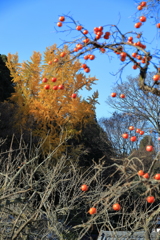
(129, 135), (156, 171)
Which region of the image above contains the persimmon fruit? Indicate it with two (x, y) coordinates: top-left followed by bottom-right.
(80, 184), (88, 191)
(146, 196), (155, 203)
(138, 170), (145, 176)
(112, 203), (121, 211)
(88, 207), (97, 215)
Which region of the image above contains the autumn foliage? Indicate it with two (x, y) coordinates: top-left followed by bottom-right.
(6, 45), (98, 153)
(1, 1), (160, 239)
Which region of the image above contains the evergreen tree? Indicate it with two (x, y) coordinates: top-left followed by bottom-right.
(0, 54), (14, 102)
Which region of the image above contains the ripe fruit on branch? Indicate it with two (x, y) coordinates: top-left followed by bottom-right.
(157, 23), (160, 28)
(120, 52), (127, 58)
(112, 203), (121, 211)
(154, 174), (160, 180)
(93, 27), (98, 33)
(146, 196), (155, 203)
(42, 78), (48, 83)
(51, 77), (57, 82)
(137, 34), (142, 38)
(71, 93), (77, 99)
(140, 1), (147, 7)
(60, 52), (66, 57)
(98, 26), (103, 31)
(137, 55), (142, 60)
(122, 133), (129, 139)
(59, 16), (65, 22)
(137, 5), (143, 10)
(111, 92), (116, 97)
(96, 31), (103, 36)
(142, 57), (147, 63)
(76, 25), (83, 31)
(100, 48), (105, 53)
(120, 94), (125, 98)
(83, 38), (90, 44)
(132, 53), (137, 57)
(146, 145), (154, 152)
(81, 63), (88, 69)
(139, 130), (144, 135)
(53, 86), (58, 90)
(84, 67), (90, 73)
(128, 126), (134, 131)
(80, 184), (88, 191)
(58, 84), (64, 90)
(134, 22), (142, 28)
(89, 54), (95, 60)
(88, 207), (97, 215)
(130, 136), (137, 142)
(73, 48), (78, 52)
(135, 41), (142, 47)
(120, 57), (126, 62)
(95, 35), (101, 40)
(140, 16), (146, 22)
(138, 170), (144, 176)
(153, 74), (160, 81)
(136, 128), (141, 133)
(142, 56), (147, 62)
(132, 65), (138, 70)
(76, 43), (83, 50)
(57, 22), (62, 27)
(96, 33), (103, 39)
(54, 58), (59, 63)
(48, 61), (52, 65)
(84, 55), (89, 60)
(44, 84), (50, 90)
(143, 173), (149, 179)
(141, 58), (145, 64)
(104, 32), (110, 39)
(128, 36), (133, 41)
(83, 29), (88, 34)
(141, 44), (146, 49)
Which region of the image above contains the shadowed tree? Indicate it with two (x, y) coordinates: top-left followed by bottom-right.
(0, 54), (14, 102)
(129, 135), (157, 171)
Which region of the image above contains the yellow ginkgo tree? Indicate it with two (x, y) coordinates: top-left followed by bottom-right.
(6, 44), (98, 153)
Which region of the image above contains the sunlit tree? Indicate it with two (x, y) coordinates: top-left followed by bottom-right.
(6, 45), (98, 153)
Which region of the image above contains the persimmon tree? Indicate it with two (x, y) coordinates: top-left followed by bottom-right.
(129, 135), (158, 171)
(53, 1), (160, 97)
(1, 1), (160, 239)
(106, 75), (160, 134)
(103, 74), (160, 158)
(99, 111), (149, 156)
(135, 0), (160, 14)
(41, 0), (160, 238)
(6, 45), (98, 153)
(0, 138), (159, 240)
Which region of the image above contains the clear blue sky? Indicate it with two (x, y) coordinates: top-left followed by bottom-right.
(0, 0), (158, 120)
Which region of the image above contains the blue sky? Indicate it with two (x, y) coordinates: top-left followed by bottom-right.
(1, 0), (159, 120)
